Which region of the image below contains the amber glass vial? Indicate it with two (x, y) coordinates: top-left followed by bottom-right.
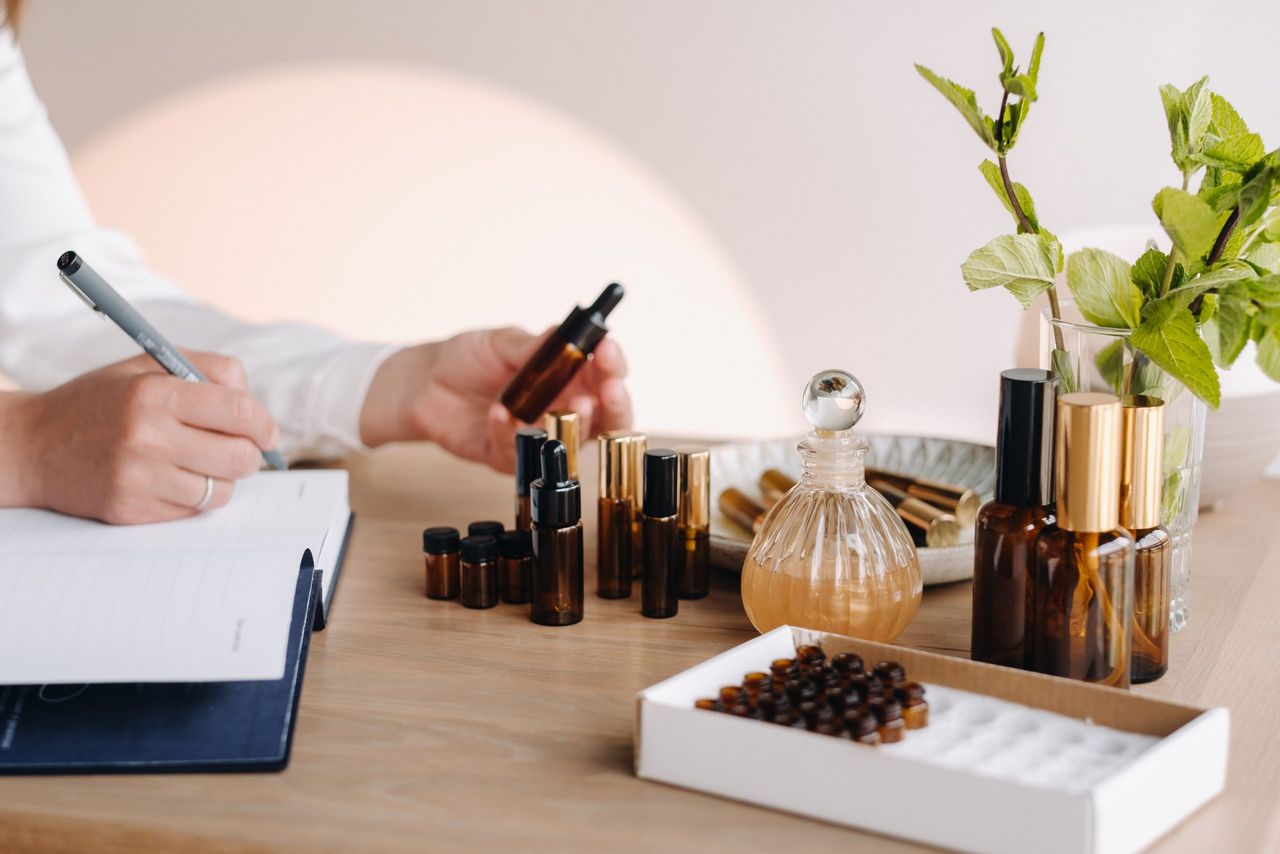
(530, 440), (584, 626)
(498, 530), (534, 605)
(718, 488), (767, 535)
(499, 284), (624, 423)
(898, 682), (928, 729)
(1122, 396), (1171, 684)
(597, 431), (634, 599)
(423, 526), (461, 600)
(629, 433), (647, 577)
(972, 369), (1057, 670)
(677, 447), (711, 599)
(514, 427), (547, 531)
(460, 535), (499, 609)
(641, 449), (680, 618)
(468, 520), (504, 540)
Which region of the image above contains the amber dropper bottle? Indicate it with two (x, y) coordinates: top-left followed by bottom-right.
(597, 431), (634, 599)
(1033, 393), (1135, 687)
(1122, 396), (1170, 684)
(514, 427), (547, 531)
(629, 433), (647, 577)
(641, 448), (680, 618)
(500, 283), (625, 423)
(676, 447), (711, 599)
(530, 440), (584, 626)
(971, 369), (1056, 670)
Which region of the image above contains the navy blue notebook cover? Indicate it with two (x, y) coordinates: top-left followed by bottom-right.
(0, 563), (318, 775)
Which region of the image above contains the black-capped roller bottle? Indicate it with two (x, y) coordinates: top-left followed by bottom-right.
(500, 283), (624, 423)
(1122, 396), (1171, 684)
(641, 448), (680, 618)
(530, 440), (584, 626)
(972, 368), (1057, 670)
(514, 427), (547, 531)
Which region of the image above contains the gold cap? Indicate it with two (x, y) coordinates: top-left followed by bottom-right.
(719, 488), (766, 534)
(759, 469), (796, 505)
(544, 410), (580, 481)
(598, 431), (634, 499)
(629, 433), (648, 506)
(676, 446), (711, 531)
(1055, 392), (1123, 533)
(1120, 395), (1165, 530)
(870, 481), (961, 548)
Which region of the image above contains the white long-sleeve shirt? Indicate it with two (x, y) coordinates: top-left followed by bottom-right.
(0, 24), (394, 460)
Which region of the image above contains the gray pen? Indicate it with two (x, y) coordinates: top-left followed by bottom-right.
(56, 251), (288, 471)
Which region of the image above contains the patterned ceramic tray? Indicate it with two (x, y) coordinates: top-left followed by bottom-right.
(710, 434), (995, 586)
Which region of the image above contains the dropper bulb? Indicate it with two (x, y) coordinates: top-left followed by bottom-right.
(540, 439), (570, 485)
(588, 283), (625, 319)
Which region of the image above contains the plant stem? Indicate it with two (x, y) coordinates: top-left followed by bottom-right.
(1157, 172), (1192, 298)
(996, 152), (1066, 351)
(1207, 208), (1240, 266)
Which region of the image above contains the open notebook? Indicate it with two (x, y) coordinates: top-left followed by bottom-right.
(0, 470), (351, 686)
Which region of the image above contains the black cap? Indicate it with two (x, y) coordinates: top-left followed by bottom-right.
(515, 428), (548, 495)
(468, 520), (504, 539)
(995, 368), (1057, 506)
(422, 526), (460, 555)
(643, 448), (679, 517)
(555, 283), (624, 355)
(531, 440), (581, 528)
(460, 535), (498, 563)
(498, 529), (533, 559)
(56, 250), (81, 273)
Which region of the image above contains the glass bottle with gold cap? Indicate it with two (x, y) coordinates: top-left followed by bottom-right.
(596, 431), (634, 599)
(1032, 392), (1135, 687)
(544, 411), (580, 481)
(677, 446), (711, 599)
(1122, 395), (1170, 684)
(740, 370), (922, 642)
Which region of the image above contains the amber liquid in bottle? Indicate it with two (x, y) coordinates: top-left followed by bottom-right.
(531, 523), (584, 626)
(597, 496), (633, 599)
(1131, 526), (1171, 683)
(642, 515), (679, 618)
(461, 558), (499, 609)
(515, 495), (532, 531)
(501, 340), (586, 424)
(971, 502), (1054, 668)
(677, 528), (710, 599)
(424, 552), (460, 600)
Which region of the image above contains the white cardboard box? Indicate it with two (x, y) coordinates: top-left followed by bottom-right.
(635, 626), (1229, 854)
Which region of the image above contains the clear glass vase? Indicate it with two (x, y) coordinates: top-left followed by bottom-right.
(1040, 306), (1206, 632)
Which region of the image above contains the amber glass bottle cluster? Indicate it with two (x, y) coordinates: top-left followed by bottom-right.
(422, 520), (535, 610)
(693, 645), (928, 745)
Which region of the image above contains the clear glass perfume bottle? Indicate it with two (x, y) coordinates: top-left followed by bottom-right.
(741, 370), (922, 642)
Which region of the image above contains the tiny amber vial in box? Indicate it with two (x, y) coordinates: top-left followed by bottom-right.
(897, 682), (929, 730)
(459, 535), (499, 609)
(423, 527), (461, 600)
(873, 661), (905, 687)
(831, 651), (865, 678)
(846, 710), (880, 745)
(795, 644), (827, 671)
(770, 658), (799, 689)
(872, 697), (906, 744)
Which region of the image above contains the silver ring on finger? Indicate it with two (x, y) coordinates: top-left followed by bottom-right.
(193, 475), (215, 512)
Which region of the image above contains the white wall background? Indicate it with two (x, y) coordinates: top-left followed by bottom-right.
(16, 0), (1280, 441)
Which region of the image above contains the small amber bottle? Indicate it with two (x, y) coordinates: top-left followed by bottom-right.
(596, 431), (634, 599)
(468, 520), (504, 541)
(846, 710), (880, 745)
(1033, 393), (1135, 687)
(831, 651), (865, 679)
(769, 657), (798, 691)
(545, 410), (581, 482)
(676, 447), (711, 599)
(873, 660), (905, 687)
(897, 682), (928, 729)
(530, 440), (585, 626)
(1122, 396), (1171, 684)
(422, 526), (461, 600)
(497, 530), (534, 605)
(500, 283), (624, 423)
(641, 449), (681, 618)
(872, 698), (906, 743)
(629, 433), (647, 578)
(972, 368), (1057, 670)
(514, 427), (547, 531)
(718, 488), (768, 535)
(459, 535), (499, 609)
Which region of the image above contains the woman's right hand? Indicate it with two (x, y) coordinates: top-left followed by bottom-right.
(0, 352), (280, 524)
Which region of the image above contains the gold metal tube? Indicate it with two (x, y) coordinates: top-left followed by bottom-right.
(870, 480), (961, 548)
(719, 488), (767, 535)
(865, 467), (980, 527)
(1120, 395), (1165, 531)
(759, 469), (795, 505)
(1055, 393), (1123, 533)
(544, 410), (580, 482)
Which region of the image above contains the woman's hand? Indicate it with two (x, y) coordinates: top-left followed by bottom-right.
(359, 327), (632, 472)
(0, 352), (280, 524)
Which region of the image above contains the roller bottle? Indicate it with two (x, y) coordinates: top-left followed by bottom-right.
(597, 431), (634, 599)
(641, 448), (680, 618)
(676, 447), (711, 599)
(514, 427), (547, 531)
(1122, 396), (1170, 684)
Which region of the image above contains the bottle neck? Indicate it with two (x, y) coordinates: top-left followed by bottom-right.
(797, 429), (868, 490)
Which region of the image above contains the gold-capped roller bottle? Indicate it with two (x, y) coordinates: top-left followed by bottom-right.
(719, 488), (768, 534)
(544, 410), (580, 482)
(865, 467), (981, 528)
(514, 427), (547, 531)
(500, 283), (624, 423)
(597, 431), (634, 599)
(641, 448), (681, 618)
(870, 480), (961, 548)
(1033, 393), (1135, 688)
(759, 469), (795, 505)
(1122, 396), (1171, 684)
(629, 433), (647, 577)
(530, 440), (584, 626)
(676, 446), (711, 599)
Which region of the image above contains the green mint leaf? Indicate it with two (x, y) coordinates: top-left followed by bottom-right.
(1246, 242), (1280, 273)
(1153, 187), (1219, 261)
(1199, 179), (1242, 213)
(1131, 248), (1180, 297)
(1209, 93), (1249, 139)
(1184, 76), (1212, 155)
(1026, 33), (1044, 86)
(1094, 339), (1126, 394)
(1142, 260), (1256, 318)
(1130, 303), (1221, 407)
(1194, 133), (1263, 173)
(1250, 274), (1280, 326)
(1159, 84), (1189, 168)
(977, 159), (1038, 232)
(1202, 281), (1252, 368)
(1236, 162), (1275, 228)
(1001, 100), (1024, 149)
(961, 233), (1060, 307)
(915, 64), (995, 149)
(1005, 74), (1037, 101)
(1258, 327), (1280, 382)
(1051, 347), (1077, 393)
(992, 28), (1014, 76)
(1066, 248), (1143, 328)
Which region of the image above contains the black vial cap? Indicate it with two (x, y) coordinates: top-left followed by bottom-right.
(994, 368), (1057, 506)
(555, 283), (624, 355)
(643, 448), (679, 517)
(531, 440), (581, 528)
(515, 427), (547, 495)
(422, 526), (460, 555)
(468, 520), (505, 539)
(460, 535), (498, 563)
(498, 529), (533, 559)
(56, 250), (82, 273)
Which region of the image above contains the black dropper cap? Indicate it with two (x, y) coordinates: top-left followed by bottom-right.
(531, 440), (581, 528)
(422, 526), (460, 555)
(555, 283), (624, 355)
(460, 535), (498, 563)
(498, 529), (533, 559)
(515, 427), (548, 495)
(468, 520), (505, 539)
(643, 448), (679, 517)
(994, 368), (1057, 506)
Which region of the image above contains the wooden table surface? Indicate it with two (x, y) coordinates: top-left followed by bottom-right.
(1, 441), (1277, 853)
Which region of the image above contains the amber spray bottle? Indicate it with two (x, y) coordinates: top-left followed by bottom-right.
(500, 283), (624, 423)
(1122, 395), (1170, 684)
(677, 447), (711, 599)
(514, 427), (547, 531)
(530, 440), (584, 626)
(597, 431), (634, 599)
(1033, 393), (1135, 688)
(971, 368), (1056, 669)
(641, 448), (680, 618)
(629, 433), (648, 577)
